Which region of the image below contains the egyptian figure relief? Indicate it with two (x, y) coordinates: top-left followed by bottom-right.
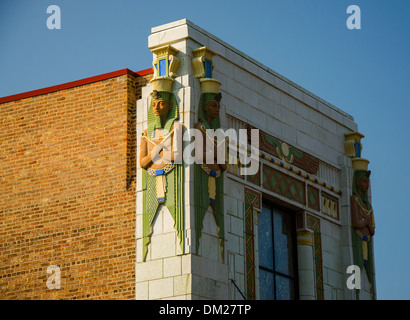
(351, 170), (375, 243)
(194, 81), (227, 261)
(139, 46), (184, 261)
(351, 169), (376, 298)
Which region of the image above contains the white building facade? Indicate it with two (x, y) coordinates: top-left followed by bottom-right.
(135, 19), (376, 300)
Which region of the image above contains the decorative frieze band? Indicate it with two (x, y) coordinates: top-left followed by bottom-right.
(248, 124), (320, 175)
(226, 114), (341, 196)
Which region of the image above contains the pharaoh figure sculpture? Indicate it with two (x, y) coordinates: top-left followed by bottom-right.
(139, 48), (184, 261)
(194, 77), (227, 261)
(351, 169), (376, 298)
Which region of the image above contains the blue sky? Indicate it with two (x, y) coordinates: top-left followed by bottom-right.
(1, 0), (409, 300)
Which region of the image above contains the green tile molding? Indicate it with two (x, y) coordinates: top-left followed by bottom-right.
(244, 188), (261, 300)
(262, 165), (306, 205)
(306, 214), (324, 300)
(307, 185), (320, 211)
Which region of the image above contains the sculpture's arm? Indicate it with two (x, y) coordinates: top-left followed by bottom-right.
(140, 133), (152, 169)
(170, 122), (182, 163)
(350, 195), (369, 229)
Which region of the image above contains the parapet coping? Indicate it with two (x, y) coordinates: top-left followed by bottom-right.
(0, 68), (153, 104)
(151, 19), (355, 122)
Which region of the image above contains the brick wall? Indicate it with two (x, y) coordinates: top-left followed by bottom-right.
(0, 72), (149, 299)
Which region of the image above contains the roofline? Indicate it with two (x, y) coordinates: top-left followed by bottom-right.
(0, 68), (153, 104)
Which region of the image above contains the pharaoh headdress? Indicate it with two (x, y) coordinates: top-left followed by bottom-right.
(147, 80), (179, 139)
(198, 79), (222, 130)
(352, 170), (371, 207)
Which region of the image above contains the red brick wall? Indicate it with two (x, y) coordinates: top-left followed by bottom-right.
(0, 73), (150, 299)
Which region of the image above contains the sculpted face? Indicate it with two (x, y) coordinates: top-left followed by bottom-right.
(357, 177), (370, 193)
(205, 100), (220, 119)
(152, 99), (170, 117)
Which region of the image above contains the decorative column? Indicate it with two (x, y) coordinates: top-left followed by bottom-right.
(296, 212), (316, 300)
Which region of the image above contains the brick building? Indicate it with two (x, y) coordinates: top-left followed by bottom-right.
(0, 69), (151, 299)
(0, 19), (376, 300)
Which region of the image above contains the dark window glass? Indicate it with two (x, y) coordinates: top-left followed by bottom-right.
(275, 275), (294, 300)
(258, 206), (273, 270)
(258, 202), (298, 300)
(259, 269), (274, 300)
(273, 210), (294, 276)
